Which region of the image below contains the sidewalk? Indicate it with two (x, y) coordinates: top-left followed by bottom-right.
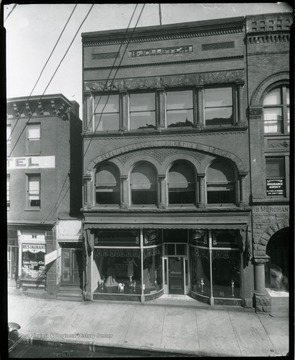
(7, 290), (290, 357)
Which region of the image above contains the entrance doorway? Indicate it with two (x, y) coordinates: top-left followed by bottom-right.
(61, 248), (83, 286)
(168, 257), (184, 294)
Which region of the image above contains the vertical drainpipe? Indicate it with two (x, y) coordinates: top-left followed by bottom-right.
(140, 229), (144, 303)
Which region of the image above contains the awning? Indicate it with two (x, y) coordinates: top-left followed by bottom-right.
(84, 223), (246, 230)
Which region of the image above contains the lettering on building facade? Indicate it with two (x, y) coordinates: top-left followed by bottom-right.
(7, 156), (55, 169)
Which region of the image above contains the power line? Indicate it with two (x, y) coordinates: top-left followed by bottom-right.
(8, 4), (94, 158)
(83, 4), (146, 159)
(44, 4), (146, 222)
(9, 4), (78, 140)
(84, 3), (139, 134)
(4, 4), (17, 23)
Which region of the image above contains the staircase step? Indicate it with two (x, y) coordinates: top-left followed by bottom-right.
(56, 294), (83, 302)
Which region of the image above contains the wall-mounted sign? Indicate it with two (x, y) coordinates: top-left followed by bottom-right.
(266, 179), (284, 196)
(7, 156), (55, 169)
(22, 243), (46, 281)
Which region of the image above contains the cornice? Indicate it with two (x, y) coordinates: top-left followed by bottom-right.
(247, 32), (290, 44)
(84, 55), (244, 71)
(83, 27), (243, 48)
(84, 69), (245, 93)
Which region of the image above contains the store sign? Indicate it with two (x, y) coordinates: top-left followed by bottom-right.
(266, 179), (284, 196)
(7, 156), (55, 169)
(22, 243), (46, 281)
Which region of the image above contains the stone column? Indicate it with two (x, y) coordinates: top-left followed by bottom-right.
(195, 86), (204, 129)
(239, 173), (247, 207)
(158, 175), (167, 208)
(84, 229), (93, 301)
(120, 90), (128, 131)
(157, 88), (166, 129)
(120, 175), (129, 208)
(253, 256), (271, 313)
(198, 174), (206, 208)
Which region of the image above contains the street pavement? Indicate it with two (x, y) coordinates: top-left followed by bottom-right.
(7, 289), (290, 357)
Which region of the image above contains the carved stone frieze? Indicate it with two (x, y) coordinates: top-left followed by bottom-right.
(266, 138), (289, 151)
(84, 70), (245, 92)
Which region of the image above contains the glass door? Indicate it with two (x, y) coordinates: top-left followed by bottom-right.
(168, 257), (184, 294)
(62, 248), (82, 285)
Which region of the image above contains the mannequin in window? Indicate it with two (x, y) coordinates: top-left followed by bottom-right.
(105, 265), (118, 287)
(127, 257), (137, 283)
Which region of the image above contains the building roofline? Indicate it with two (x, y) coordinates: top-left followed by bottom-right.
(7, 93), (74, 106)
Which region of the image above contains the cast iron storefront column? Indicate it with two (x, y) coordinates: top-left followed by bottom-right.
(159, 175), (167, 208)
(253, 256), (271, 313)
(198, 174), (205, 208)
(120, 175), (129, 208)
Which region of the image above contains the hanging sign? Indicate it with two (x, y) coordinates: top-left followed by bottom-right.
(266, 179), (284, 196)
(45, 248), (61, 265)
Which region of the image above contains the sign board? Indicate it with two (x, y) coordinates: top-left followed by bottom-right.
(7, 156), (55, 169)
(266, 179), (284, 196)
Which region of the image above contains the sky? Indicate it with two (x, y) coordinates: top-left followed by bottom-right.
(4, 3), (293, 118)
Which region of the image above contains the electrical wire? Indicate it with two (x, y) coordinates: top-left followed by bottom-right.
(9, 4), (78, 139)
(8, 4), (94, 158)
(83, 3), (146, 159)
(43, 4), (146, 222)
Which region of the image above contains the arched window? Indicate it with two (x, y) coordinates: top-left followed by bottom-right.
(263, 85), (289, 134)
(130, 162), (157, 205)
(95, 163), (120, 205)
(168, 162), (196, 204)
(206, 160), (236, 204)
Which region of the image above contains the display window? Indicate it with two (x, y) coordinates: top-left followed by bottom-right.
(21, 243), (46, 282)
(143, 247), (163, 294)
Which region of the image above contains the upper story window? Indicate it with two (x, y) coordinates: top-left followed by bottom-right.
(94, 95), (120, 131)
(206, 160), (236, 205)
(95, 163), (120, 205)
(27, 174), (41, 208)
(204, 87), (233, 127)
(166, 90), (193, 128)
(7, 124), (11, 142)
(130, 162), (157, 205)
(168, 162), (196, 204)
(129, 93), (156, 130)
(266, 157), (287, 197)
(27, 123), (41, 154)
(7, 175), (10, 209)
(263, 85), (289, 134)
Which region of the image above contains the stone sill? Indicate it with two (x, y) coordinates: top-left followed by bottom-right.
(266, 288), (289, 298)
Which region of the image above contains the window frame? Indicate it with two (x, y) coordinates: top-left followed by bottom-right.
(165, 89), (194, 128)
(206, 160), (237, 206)
(27, 174), (41, 209)
(95, 163), (120, 206)
(263, 84), (289, 135)
(129, 92), (156, 130)
(93, 93), (120, 132)
(26, 123), (41, 154)
(204, 86), (234, 127)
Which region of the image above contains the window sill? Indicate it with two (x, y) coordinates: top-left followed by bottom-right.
(24, 208), (41, 211)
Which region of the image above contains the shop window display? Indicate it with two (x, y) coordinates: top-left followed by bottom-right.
(143, 247), (163, 294)
(93, 249), (141, 294)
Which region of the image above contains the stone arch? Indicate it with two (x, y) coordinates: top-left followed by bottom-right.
(162, 154), (201, 177)
(123, 155), (163, 177)
(250, 71), (289, 107)
(257, 219), (290, 255)
(86, 140), (247, 175)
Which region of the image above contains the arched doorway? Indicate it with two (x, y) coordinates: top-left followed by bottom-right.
(265, 228), (289, 292)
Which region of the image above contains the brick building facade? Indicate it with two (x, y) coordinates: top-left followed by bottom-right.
(80, 12), (291, 310)
(7, 94), (82, 298)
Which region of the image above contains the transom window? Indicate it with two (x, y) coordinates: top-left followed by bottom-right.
(263, 85), (289, 134)
(130, 162), (157, 205)
(168, 162), (196, 204)
(28, 174), (41, 208)
(204, 87), (233, 127)
(95, 163), (120, 205)
(166, 90), (193, 128)
(129, 93), (156, 130)
(206, 160), (236, 204)
(94, 95), (120, 131)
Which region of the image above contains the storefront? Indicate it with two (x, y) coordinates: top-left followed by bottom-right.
(18, 231), (46, 288)
(84, 213), (252, 305)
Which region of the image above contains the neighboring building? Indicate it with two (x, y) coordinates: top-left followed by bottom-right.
(246, 14), (291, 314)
(7, 94), (83, 298)
(81, 12), (291, 310)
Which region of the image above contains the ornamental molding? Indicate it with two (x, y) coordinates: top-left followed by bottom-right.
(84, 70), (245, 92)
(248, 106), (263, 117)
(247, 33), (290, 44)
(250, 71), (289, 106)
(86, 140), (247, 174)
(83, 27), (243, 47)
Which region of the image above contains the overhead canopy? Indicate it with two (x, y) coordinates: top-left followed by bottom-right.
(84, 223), (246, 230)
